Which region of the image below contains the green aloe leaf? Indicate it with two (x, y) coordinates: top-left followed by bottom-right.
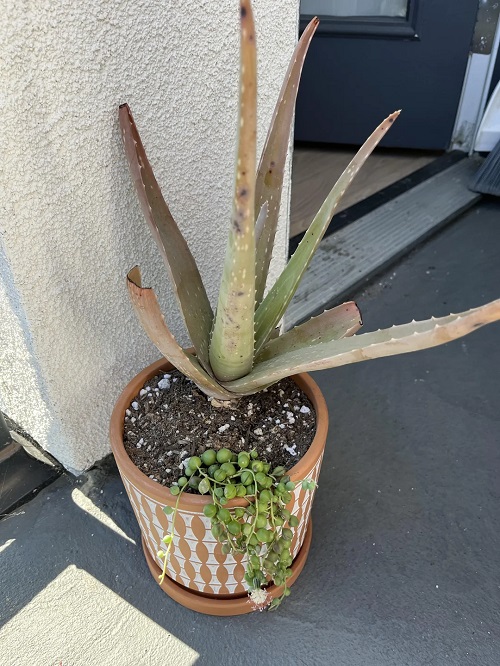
(254, 17), (319, 307)
(254, 110), (400, 354)
(256, 301), (362, 363)
(255, 202), (268, 244)
(120, 104), (213, 373)
(224, 299), (500, 394)
(209, 0), (257, 382)
(127, 267), (234, 400)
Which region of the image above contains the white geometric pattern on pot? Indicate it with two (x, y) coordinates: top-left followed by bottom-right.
(120, 447), (323, 594)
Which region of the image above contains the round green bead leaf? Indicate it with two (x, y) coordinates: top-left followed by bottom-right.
(220, 462), (236, 476)
(237, 452), (250, 469)
(203, 503), (218, 518)
(259, 489), (272, 503)
(189, 456), (202, 469)
(227, 520), (241, 536)
(218, 508), (231, 523)
(198, 478), (211, 494)
(201, 449), (217, 466)
(224, 484), (237, 499)
(255, 472), (267, 486)
(256, 528), (272, 543)
(214, 469), (227, 482)
(188, 476), (201, 490)
(255, 514), (267, 529)
(216, 448), (232, 463)
(162, 505), (174, 515)
(207, 464), (219, 477)
(211, 523), (222, 538)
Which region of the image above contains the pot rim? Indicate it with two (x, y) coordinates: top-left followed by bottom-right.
(110, 357), (328, 511)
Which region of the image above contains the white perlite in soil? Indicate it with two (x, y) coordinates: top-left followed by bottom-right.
(123, 370), (316, 487)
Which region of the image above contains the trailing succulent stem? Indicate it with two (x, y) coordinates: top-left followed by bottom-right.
(121, 1), (500, 402)
(158, 448), (317, 610)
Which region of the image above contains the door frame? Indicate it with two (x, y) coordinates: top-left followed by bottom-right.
(300, 2), (419, 39)
(451, 1), (500, 153)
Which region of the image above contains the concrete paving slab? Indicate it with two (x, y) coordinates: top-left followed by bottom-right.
(1, 201), (499, 666)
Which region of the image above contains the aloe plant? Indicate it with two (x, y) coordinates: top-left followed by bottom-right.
(121, 1), (500, 402)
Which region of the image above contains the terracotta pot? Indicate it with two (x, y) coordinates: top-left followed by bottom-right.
(110, 357), (328, 615)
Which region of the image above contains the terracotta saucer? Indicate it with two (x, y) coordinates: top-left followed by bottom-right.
(142, 520), (313, 616)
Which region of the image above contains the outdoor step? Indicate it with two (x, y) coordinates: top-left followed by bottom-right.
(286, 156), (482, 327)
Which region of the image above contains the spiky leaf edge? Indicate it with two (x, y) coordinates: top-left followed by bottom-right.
(256, 301), (362, 363)
(254, 16), (320, 306)
(224, 300), (500, 394)
(127, 267), (234, 400)
(119, 104), (213, 374)
(254, 111), (400, 355)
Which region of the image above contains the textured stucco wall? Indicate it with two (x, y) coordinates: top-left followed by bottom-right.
(0, 1), (299, 473)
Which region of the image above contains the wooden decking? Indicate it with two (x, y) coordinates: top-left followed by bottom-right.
(290, 146), (438, 238)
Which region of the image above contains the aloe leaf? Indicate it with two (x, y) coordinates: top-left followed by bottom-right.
(255, 202), (268, 244)
(254, 110), (400, 354)
(209, 0), (257, 382)
(254, 17), (319, 306)
(256, 301), (362, 363)
(224, 300), (500, 394)
(119, 104), (213, 374)
(127, 267), (234, 400)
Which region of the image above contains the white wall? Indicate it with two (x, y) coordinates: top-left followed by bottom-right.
(0, 1), (299, 474)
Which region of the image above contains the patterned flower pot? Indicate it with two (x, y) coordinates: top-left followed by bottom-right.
(110, 357), (328, 615)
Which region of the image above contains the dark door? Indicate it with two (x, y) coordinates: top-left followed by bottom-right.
(295, 0), (478, 149)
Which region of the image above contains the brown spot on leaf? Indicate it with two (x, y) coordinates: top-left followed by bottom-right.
(240, 5), (247, 18)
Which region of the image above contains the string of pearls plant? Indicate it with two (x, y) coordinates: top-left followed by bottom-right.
(157, 447), (316, 610)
